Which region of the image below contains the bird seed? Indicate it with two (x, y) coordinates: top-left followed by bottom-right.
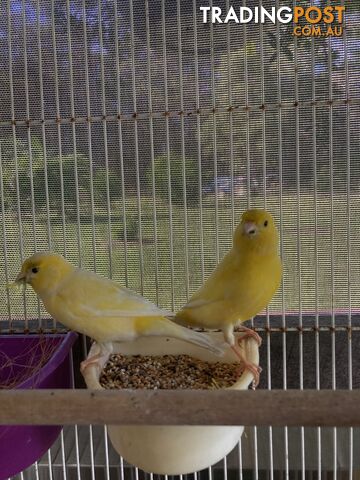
(100, 354), (243, 390)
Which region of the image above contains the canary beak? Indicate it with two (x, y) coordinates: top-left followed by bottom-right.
(243, 221), (258, 236)
(15, 271), (26, 283)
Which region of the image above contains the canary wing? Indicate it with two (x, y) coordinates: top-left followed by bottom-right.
(51, 269), (227, 353)
(174, 253), (237, 327)
(176, 250), (281, 328)
(56, 268), (171, 318)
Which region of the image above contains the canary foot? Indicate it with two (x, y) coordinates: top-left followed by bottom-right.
(236, 325), (262, 347)
(231, 344), (262, 389)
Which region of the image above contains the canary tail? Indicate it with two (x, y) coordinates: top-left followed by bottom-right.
(157, 318), (227, 357)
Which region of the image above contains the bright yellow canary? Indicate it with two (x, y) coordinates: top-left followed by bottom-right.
(14, 252), (226, 371)
(174, 209), (282, 385)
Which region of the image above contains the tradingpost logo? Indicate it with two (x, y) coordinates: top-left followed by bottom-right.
(292, 5), (345, 37)
(200, 5), (345, 37)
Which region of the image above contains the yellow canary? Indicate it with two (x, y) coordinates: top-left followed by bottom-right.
(174, 209), (282, 385)
(14, 252), (226, 371)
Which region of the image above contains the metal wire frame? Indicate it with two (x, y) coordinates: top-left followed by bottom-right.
(343, 0), (354, 477)
(81, 0), (97, 276)
(176, 0), (190, 301)
(65, 0), (82, 264)
(129, 0), (144, 293)
(274, 0), (289, 478)
(144, 0), (160, 304)
(209, 0), (220, 266)
(191, 0), (205, 286)
(292, 5), (306, 480)
(310, 3), (321, 477)
(114, 0), (129, 288)
(0, 145), (12, 329)
(160, 0), (175, 310)
(1, 97), (358, 127)
(6, 0), (28, 329)
(50, 0), (67, 261)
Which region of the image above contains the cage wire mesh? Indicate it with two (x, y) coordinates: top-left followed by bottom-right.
(0, 0), (359, 478)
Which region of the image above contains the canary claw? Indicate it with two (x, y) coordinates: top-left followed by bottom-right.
(247, 363), (262, 390)
(80, 353), (103, 375)
(231, 345), (262, 389)
(236, 326), (262, 347)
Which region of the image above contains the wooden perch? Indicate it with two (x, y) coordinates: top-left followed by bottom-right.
(0, 389), (358, 426)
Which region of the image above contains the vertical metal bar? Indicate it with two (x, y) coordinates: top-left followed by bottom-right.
(327, 18), (337, 480)
(6, 0), (27, 326)
(209, 0), (219, 264)
(192, 0), (205, 284)
(82, 342), (96, 479)
(259, 0), (266, 211)
(66, 0), (82, 265)
(276, 0), (289, 475)
(34, 461), (40, 480)
(119, 455), (125, 480)
(104, 425), (111, 480)
(129, 0), (144, 292)
(82, 0), (97, 272)
(238, 437), (243, 480)
(89, 425), (96, 480)
(130, 0), (144, 293)
(242, 1), (257, 476)
(0, 144), (12, 329)
(60, 430), (68, 480)
(223, 455), (228, 480)
(74, 425), (82, 480)
(97, 0), (113, 278)
(176, 0), (190, 301)
(293, 3), (305, 477)
(310, 7), (321, 477)
(35, 0), (52, 252)
(242, 0), (251, 210)
(113, 0), (129, 287)
(225, 0), (235, 232)
(51, 0), (67, 263)
(160, 0), (175, 308)
(144, 0), (160, 304)
(343, 2), (353, 477)
(21, 0), (37, 250)
(47, 449), (54, 480)
(259, 1), (273, 477)
(22, 0), (42, 329)
(70, 342), (82, 479)
(80, 326), (95, 479)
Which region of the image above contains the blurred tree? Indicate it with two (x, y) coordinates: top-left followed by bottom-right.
(0, 1), (358, 197)
(146, 154), (200, 206)
(93, 168), (122, 204)
(32, 154), (91, 215)
(0, 136), (44, 212)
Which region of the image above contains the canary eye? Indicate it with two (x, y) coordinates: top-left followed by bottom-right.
(32, 267), (39, 274)
(264, 220), (268, 227)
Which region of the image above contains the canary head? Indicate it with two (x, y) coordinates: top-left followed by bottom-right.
(15, 252), (74, 295)
(234, 209), (279, 253)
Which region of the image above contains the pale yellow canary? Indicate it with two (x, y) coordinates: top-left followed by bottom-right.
(174, 209), (282, 385)
(14, 252), (226, 371)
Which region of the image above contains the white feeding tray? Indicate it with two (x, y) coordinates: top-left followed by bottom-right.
(83, 332), (259, 475)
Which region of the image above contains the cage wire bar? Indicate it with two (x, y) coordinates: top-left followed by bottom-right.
(0, 0), (359, 478)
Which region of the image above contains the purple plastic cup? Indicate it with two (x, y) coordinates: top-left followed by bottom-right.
(0, 331), (77, 479)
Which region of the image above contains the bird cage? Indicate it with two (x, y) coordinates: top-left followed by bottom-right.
(0, 0), (359, 479)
